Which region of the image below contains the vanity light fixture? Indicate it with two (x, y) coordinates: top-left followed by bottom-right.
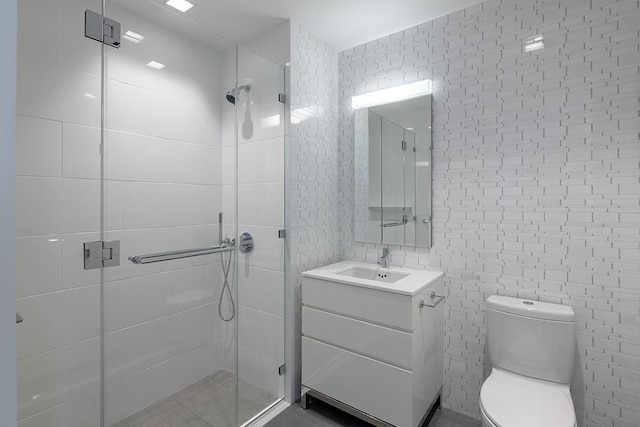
(166, 0), (194, 13)
(146, 61), (165, 70)
(123, 30), (145, 43)
(351, 79), (432, 110)
(524, 35), (544, 52)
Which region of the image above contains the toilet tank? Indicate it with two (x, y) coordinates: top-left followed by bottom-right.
(486, 295), (576, 384)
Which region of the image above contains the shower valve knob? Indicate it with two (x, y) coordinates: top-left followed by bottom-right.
(239, 232), (254, 254)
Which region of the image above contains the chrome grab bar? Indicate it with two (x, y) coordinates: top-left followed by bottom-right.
(129, 244), (234, 265)
(419, 291), (445, 308)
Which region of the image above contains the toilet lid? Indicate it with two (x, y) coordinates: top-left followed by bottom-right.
(480, 369), (576, 427)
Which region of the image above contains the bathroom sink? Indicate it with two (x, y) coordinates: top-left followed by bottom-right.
(302, 261), (444, 295)
(337, 266), (409, 284)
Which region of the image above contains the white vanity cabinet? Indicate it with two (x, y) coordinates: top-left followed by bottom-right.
(301, 261), (444, 427)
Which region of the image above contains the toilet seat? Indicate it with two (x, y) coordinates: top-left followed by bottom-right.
(480, 368), (576, 427)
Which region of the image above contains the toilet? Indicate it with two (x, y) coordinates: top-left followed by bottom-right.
(480, 295), (577, 427)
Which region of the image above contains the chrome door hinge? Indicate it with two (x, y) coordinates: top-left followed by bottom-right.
(278, 364), (286, 376)
(85, 9), (121, 48)
(278, 93), (286, 104)
(401, 140), (407, 151)
(84, 240), (121, 270)
(278, 229), (286, 239)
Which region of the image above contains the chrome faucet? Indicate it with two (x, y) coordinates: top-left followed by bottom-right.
(377, 248), (390, 268)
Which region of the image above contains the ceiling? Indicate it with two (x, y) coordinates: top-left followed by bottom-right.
(136, 0), (487, 52)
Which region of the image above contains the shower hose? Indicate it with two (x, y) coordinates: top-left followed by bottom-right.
(218, 246), (235, 322)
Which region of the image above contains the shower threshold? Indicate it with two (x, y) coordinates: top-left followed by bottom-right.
(113, 370), (277, 427)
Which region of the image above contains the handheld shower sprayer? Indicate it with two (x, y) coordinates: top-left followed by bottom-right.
(217, 211), (235, 322)
(218, 212), (223, 245)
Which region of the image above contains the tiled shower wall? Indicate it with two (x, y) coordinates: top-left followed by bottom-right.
(339, 0), (640, 425)
(287, 23), (341, 400)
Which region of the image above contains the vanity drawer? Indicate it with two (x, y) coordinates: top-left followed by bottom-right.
(302, 306), (413, 370)
(302, 277), (413, 330)
(302, 337), (412, 427)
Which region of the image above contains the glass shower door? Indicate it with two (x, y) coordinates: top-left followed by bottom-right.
(102, 2), (238, 426)
(15, 0), (103, 426)
(235, 46), (286, 424)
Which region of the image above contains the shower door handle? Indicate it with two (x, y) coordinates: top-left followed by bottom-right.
(16, 312), (23, 324)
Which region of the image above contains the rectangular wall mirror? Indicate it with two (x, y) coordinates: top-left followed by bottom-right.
(354, 93), (432, 248)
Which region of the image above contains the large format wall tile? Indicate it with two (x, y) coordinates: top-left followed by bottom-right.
(16, 236), (62, 298)
(122, 85), (207, 144)
(18, 349), (62, 420)
(17, 285), (100, 359)
(238, 306), (284, 362)
(237, 137), (284, 185)
(18, 390), (100, 427)
(16, 116), (62, 178)
(16, 177), (100, 237)
(238, 267), (284, 318)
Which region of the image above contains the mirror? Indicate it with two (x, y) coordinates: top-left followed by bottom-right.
(354, 94), (432, 247)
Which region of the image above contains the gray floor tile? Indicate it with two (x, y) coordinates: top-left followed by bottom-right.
(122, 370), (277, 427)
(429, 409), (481, 427)
(264, 400), (481, 427)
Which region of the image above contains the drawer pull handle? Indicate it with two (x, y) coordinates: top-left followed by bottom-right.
(419, 291), (445, 308)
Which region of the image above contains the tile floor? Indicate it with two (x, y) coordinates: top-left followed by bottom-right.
(263, 398), (481, 427)
(113, 371), (277, 427)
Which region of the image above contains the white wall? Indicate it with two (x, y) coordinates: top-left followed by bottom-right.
(339, 0), (640, 425)
(0, 0), (17, 426)
(241, 21), (291, 67)
(287, 23), (341, 401)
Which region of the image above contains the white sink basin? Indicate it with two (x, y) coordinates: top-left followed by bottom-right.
(302, 261), (444, 295)
(337, 266), (409, 284)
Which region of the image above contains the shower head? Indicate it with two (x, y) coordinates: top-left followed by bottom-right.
(225, 84), (251, 105)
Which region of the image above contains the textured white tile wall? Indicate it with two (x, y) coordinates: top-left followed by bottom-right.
(339, 0), (640, 425)
(287, 23), (341, 400)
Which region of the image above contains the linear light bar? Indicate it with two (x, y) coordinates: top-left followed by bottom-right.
(351, 80), (432, 110)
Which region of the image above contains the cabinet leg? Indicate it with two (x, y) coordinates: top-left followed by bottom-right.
(301, 393), (310, 410)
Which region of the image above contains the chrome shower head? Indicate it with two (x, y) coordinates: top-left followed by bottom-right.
(225, 84), (251, 105)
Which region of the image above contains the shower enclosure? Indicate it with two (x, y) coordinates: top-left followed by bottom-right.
(15, 1), (286, 426)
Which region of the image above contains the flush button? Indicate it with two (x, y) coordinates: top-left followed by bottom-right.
(523, 301), (534, 305)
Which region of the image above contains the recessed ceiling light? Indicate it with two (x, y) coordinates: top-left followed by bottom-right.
(166, 0), (194, 13)
(123, 30), (145, 43)
(83, 93), (96, 99)
(406, 127), (414, 130)
(146, 61), (165, 70)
